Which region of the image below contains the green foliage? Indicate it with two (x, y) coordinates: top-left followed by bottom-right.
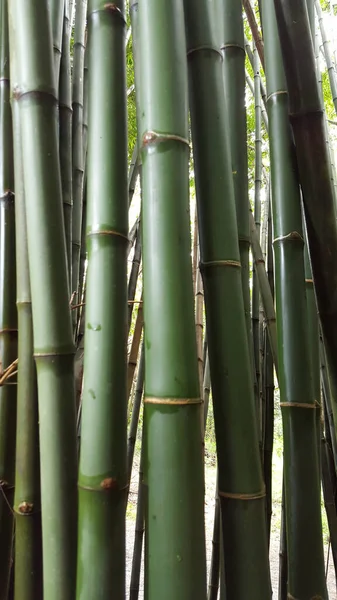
(126, 34), (138, 163)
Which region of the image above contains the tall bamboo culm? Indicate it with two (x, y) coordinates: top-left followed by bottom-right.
(9, 3), (43, 597)
(0, 1), (17, 596)
(137, 0), (207, 597)
(71, 0), (87, 322)
(59, 0), (73, 285)
(183, 0), (270, 596)
(76, 1), (128, 598)
(273, 0), (337, 434)
(8, 0), (78, 597)
(262, 0), (327, 596)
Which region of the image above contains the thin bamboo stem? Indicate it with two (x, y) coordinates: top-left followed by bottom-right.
(8, 0), (78, 596)
(0, 1), (17, 595)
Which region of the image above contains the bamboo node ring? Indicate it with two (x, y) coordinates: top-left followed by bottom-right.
(86, 228), (129, 242)
(142, 130), (189, 149)
(273, 231), (304, 244)
(267, 90), (288, 102)
(187, 45), (223, 59)
(144, 396), (202, 406)
(89, 4), (126, 25)
(219, 487), (265, 500)
(305, 278), (314, 284)
(220, 43), (245, 53)
(200, 260), (241, 269)
(280, 401), (319, 409)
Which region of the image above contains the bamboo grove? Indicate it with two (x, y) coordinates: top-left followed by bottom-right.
(0, 0), (337, 598)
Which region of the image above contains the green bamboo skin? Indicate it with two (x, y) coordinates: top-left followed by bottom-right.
(76, 2), (128, 598)
(220, 0), (251, 347)
(71, 0), (87, 322)
(48, 0), (64, 90)
(0, 1), (17, 596)
(59, 1), (73, 286)
(272, 0), (337, 434)
(138, 1), (206, 598)
(262, 0), (327, 596)
(252, 46), (262, 399)
(183, 1), (270, 597)
(8, 1), (78, 597)
(10, 41), (42, 597)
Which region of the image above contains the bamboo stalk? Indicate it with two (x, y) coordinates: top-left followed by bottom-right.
(221, 0), (251, 347)
(8, 0), (78, 596)
(252, 44), (262, 401)
(49, 0), (65, 90)
(263, 0), (327, 595)
(76, 1), (128, 597)
(129, 441), (145, 600)
(10, 10), (43, 599)
(127, 294), (143, 400)
(273, 0), (337, 436)
(127, 343), (144, 484)
(263, 197), (274, 547)
(243, 0), (265, 70)
(59, 0), (73, 284)
(71, 0), (87, 326)
(0, 1), (17, 595)
(183, 0), (270, 595)
(127, 222), (142, 330)
(245, 71), (269, 131)
(138, 0), (207, 595)
(249, 210), (279, 378)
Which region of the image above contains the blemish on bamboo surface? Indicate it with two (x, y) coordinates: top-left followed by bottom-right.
(142, 130), (189, 148)
(144, 397), (202, 405)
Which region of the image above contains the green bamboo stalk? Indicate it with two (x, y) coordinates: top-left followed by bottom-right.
(207, 494), (221, 600)
(263, 197), (274, 547)
(203, 350), (211, 430)
(278, 482), (288, 600)
(128, 144), (140, 206)
(8, 0), (78, 596)
(315, 0), (337, 115)
(71, 0), (87, 320)
(138, 1), (206, 597)
(243, 0), (265, 69)
(59, 0), (73, 284)
(129, 441), (145, 600)
(220, 0), (251, 349)
(76, 1), (128, 597)
(321, 433), (337, 579)
(10, 11), (43, 599)
(0, 1), (17, 595)
(48, 0), (64, 90)
(127, 297), (143, 400)
(252, 44), (262, 400)
(195, 265), (204, 393)
(128, 223), (141, 330)
(262, 0), (327, 596)
(183, 0), (270, 596)
(245, 72), (269, 131)
(245, 37), (268, 113)
(127, 343), (144, 484)
(320, 332), (337, 470)
(249, 210), (279, 378)
(272, 0), (337, 434)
